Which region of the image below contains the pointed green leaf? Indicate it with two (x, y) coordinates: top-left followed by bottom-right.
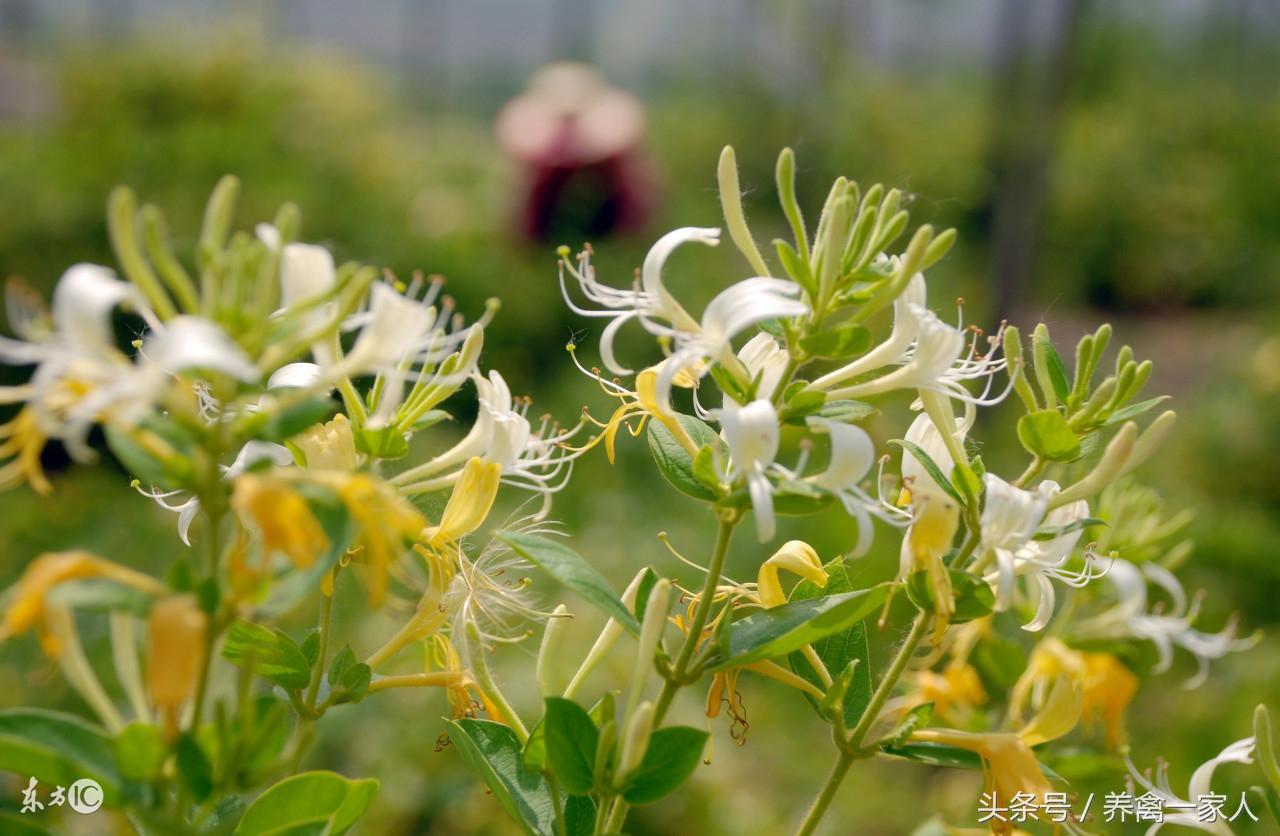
(235, 770), (378, 836)
(496, 531), (639, 636)
(620, 726), (708, 804)
(706, 584), (890, 672)
(542, 698), (598, 795)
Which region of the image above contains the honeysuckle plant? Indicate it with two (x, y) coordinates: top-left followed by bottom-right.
(0, 151), (1275, 836)
(0, 178), (589, 833)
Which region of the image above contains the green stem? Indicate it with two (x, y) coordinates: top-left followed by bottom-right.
(1015, 456), (1047, 488)
(305, 589), (336, 709)
(546, 771), (569, 836)
(795, 611), (930, 836)
(845, 611), (928, 752)
(601, 795), (629, 834)
(795, 750), (854, 836)
(652, 513), (739, 725)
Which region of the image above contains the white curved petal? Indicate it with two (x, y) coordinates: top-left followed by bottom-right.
(145, 316), (257, 381)
(267, 362), (325, 390)
(640, 227), (720, 301)
(52, 264), (138, 353)
(807, 417), (875, 490)
(280, 243), (336, 309)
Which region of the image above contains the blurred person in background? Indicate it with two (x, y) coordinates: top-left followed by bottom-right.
(495, 62), (658, 243)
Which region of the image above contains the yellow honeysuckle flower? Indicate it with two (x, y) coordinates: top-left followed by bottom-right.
(913, 676), (1083, 834)
(0, 550), (167, 657)
(331, 473), (427, 607)
(232, 474), (330, 570)
(298, 413), (358, 471)
(423, 456), (501, 547)
(902, 492), (960, 640)
(145, 595), (207, 737)
(0, 405), (53, 495)
(756, 540), (827, 608)
(907, 663), (988, 725)
(585, 366), (698, 464)
(1080, 652), (1138, 749)
(1007, 638), (1086, 728)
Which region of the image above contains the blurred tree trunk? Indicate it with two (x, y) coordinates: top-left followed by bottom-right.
(984, 0), (1092, 317)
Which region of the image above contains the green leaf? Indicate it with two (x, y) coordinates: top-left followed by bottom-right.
(780, 387), (827, 423)
(799, 324), (871, 359)
(972, 634), (1027, 691)
(46, 578), (157, 618)
(789, 559), (873, 728)
(906, 569), (995, 623)
(105, 424), (193, 491)
(706, 584), (890, 672)
(221, 621), (312, 691)
(522, 720), (547, 773)
(647, 415), (722, 501)
(235, 770), (378, 836)
(176, 733), (213, 802)
(0, 709), (123, 806)
(326, 646), (371, 705)
(496, 531), (639, 636)
(814, 399), (878, 424)
(881, 742), (982, 770)
(448, 719), (558, 836)
(888, 703), (933, 747)
(354, 425), (410, 460)
(1017, 410), (1081, 462)
(563, 796), (597, 836)
(1103, 395), (1170, 426)
(542, 698), (598, 795)
(114, 723), (166, 782)
(1032, 517), (1106, 541)
(251, 397), (334, 444)
(620, 726), (708, 804)
(890, 439), (964, 505)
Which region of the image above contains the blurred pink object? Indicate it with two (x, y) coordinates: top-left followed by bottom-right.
(495, 63), (658, 242)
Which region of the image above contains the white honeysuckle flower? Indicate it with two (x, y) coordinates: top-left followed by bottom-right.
(224, 441), (294, 478)
(143, 316), (258, 382)
(266, 362), (325, 390)
(1072, 559), (1258, 688)
(1000, 482), (1106, 632)
(811, 272), (926, 390)
(559, 227), (720, 375)
(804, 416), (904, 556)
(900, 411), (966, 503)
(391, 371), (584, 513)
(0, 266), (153, 459)
(1127, 736), (1256, 835)
(710, 398), (782, 541)
(736, 333), (790, 402)
(256, 224), (336, 312)
(343, 282), (437, 375)
(818, 299), (1009, 408)
(979, 473), (1049, 612)
(654, 277), (808, 408)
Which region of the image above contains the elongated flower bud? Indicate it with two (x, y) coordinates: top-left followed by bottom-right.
(536, 605), (571, 697)
(618, 700), (655, 778)
(146, 595), (206, 737)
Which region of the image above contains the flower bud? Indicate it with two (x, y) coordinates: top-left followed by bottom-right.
(298, 413), (357, 471)
(617, 701), (655, 779)
(536, 605), (571, 697)
(146, 595), (207, 734)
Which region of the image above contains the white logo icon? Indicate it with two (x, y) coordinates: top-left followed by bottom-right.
(67, 779), (102, 814)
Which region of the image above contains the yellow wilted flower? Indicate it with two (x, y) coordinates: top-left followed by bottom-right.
(1080, 652), (1138, 749)
(906, 664), (988, 725)
(423, 456), (501, 547)
(332, 473), (426, 606)
(1007, 638), (1086, 728)
(0, 551), (166, 657)
(0, 405), (53, 495)
(232, 474), (329, 569)
(145, 595), (207, 738)
(298, 413), (358, 471)
(756, 540), (827, 608)
(913, 676), (1083, 834)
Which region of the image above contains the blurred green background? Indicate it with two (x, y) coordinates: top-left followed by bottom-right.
(0, 2), (1278, 833)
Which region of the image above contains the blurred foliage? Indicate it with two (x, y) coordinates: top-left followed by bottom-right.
(0, 26), (1277, 834)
